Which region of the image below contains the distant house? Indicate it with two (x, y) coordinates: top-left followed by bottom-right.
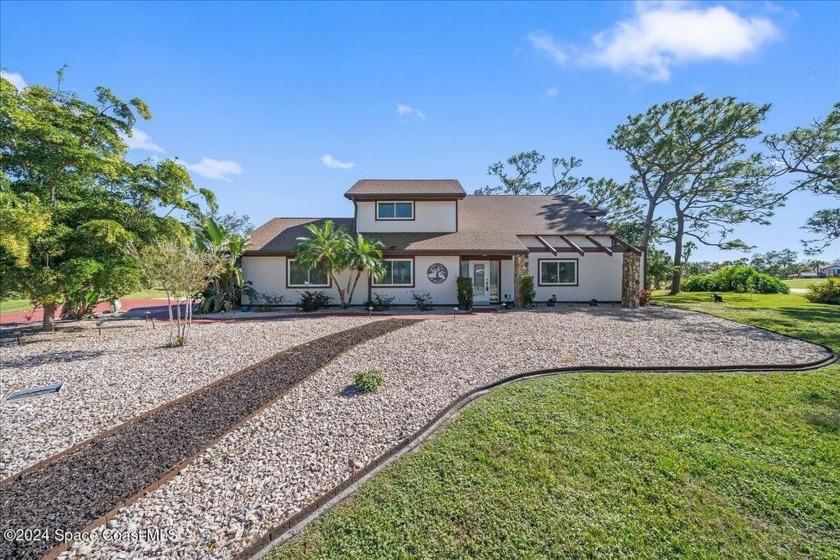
(243, 180), (641, 306)
(820, 263), (840, 277)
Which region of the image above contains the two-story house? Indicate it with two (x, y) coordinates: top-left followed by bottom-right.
(242, 179), (639, 306)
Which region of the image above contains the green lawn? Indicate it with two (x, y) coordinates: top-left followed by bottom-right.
(0, 289), (168, 315)
(269, 292), (839, 560)
(784, 278), (828, 289)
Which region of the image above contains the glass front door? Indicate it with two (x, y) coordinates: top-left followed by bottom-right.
(467, 261), (500, 305)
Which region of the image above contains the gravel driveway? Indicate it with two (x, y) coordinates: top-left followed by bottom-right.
(36, 305), (831, 560)
(3, 305), (827, 559)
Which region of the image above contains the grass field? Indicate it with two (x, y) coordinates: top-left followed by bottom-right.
(268, 292), (839, 560)
(0, 289), (168, 315)
(783, 278), (828, 289)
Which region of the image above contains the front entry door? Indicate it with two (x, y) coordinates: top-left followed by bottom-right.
(471, 261), (490, 305)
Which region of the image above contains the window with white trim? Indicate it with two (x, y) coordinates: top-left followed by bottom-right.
(539, 259), (577, 286)
(376, 201), (414, 220)
(374, 259), (413, 286)
(288, 259), (330, 287)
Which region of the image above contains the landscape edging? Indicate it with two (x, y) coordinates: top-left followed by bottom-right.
(241, 346), (837, 560)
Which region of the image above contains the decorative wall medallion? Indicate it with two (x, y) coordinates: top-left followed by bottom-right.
(427, 263), (448, 284)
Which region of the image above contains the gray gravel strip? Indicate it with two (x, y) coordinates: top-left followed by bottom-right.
(0, 317), (374, 479)
(51, 306), (831, 560)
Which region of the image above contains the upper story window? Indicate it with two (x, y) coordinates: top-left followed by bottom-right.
(376, 201), (414, 220)
(288, 259), (330, 287)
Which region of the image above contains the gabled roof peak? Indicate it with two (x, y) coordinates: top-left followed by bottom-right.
(345, 179), (466, 200)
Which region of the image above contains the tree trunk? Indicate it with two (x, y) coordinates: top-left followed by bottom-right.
(622, 252), (641, 308)
(639, 202), (657, 290)
(41, 302), (57, 332)
(348, 270), (363, 305)
(669, 212), (685, 295)
(513, 254), (528, 307)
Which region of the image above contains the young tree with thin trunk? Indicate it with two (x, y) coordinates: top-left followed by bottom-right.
(608, 94), (772, 288)
(343, 233), (386, 305)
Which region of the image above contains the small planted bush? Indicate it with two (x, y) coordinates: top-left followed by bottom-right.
(681, 265), (790, 294)
(298, 290), (331, 312)
(255, 291), (285, 311)
(354, 368), (384, 393)
(639, 289), (653, 306)
(411, 291), (435, 311)
(456, 276), (473, 310)
(520, 275), (536, 307)
(363, 293), (395, 311)
(806, 278), (840, 305)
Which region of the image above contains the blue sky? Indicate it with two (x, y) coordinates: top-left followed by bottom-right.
(1, 1), (838, 262)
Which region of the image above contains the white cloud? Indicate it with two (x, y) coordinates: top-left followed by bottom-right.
(182, 157), (243, 182)
(320, 154), (356, 170)
(124, 128), (165, 153)
(527, 32), (568, 65)
(1, 70), (27, 90)
(545, 87), (559, 98)
(396, 103), (426, 120)
(530, 2), (780, 82)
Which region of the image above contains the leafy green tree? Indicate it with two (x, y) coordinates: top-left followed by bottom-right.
(645, 247), (673, 290)
(477, 151), (545, 195)
(764, 103), (840, 254)
(131, 240), (222, 346)
(750, 249), (800, 278)
(0, 70), (214, 330)
(608, 94), (773, 289)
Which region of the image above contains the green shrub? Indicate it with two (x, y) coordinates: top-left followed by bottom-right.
(806, 278), (840, 305)
(363, 293), (395, 311)
(456, 276), (473, 310)
(411, 291), (435, 311)
(520, 275), (536, 307)
(298, 290), (331, 311)
(354, 368), (384, 393)
(681, 265), (789, 294)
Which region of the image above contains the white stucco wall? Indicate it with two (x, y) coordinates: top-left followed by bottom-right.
(355, 200), (457, 233)
(526, 251), (622, 302)
(242, 255), (462, 306)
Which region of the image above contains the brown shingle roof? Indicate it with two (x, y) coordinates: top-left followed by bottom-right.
(246, 217), (355, 254)
(345, 179), (465, 200)
(244, 195), (614, 255)
(369, 195), (614, 254)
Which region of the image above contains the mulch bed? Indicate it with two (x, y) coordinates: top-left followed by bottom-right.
(0, 319), (414, 560)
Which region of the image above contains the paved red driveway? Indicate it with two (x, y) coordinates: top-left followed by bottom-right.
(0, 298), (176, 326)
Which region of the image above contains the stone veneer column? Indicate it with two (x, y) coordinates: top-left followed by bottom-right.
(622, 251), (641, 308)
(513, 253), (529, 307)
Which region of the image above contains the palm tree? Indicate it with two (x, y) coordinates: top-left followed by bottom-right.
(295, 219), (351, 305)
(295, 221), (387, 307)
(344, 233), (386, 305)
(195, 216), (252, 311)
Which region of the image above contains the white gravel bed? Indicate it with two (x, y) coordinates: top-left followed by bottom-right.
(56, 305), (831, 560)
(0, 316), (374, 478)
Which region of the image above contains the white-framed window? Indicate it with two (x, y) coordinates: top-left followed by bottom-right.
(288, 259), (330, 287)
(538, 259), (578, 286)
(374, 259), (413, 286)
(376, 201), (414, 220)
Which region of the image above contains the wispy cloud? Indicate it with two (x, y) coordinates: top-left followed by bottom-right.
(527, 32), (568, 65)
(320, 154), (356, 170)
(545, 87), (559, 98)
(1, 70), (27, 90)
(182, 157), (243, 182)
(396, 103), (426, 120)
(528, 2), (780, 82)
(124, 128), (165, 153)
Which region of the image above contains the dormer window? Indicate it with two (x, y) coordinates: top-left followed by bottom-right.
(376, 201), (414, 220)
